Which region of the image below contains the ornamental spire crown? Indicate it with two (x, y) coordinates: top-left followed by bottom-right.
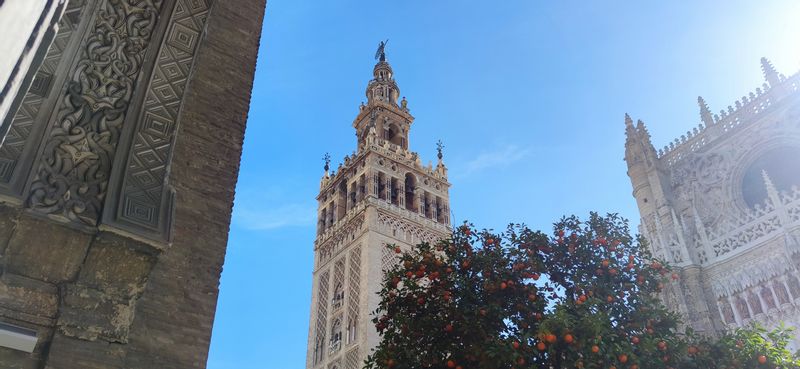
(355, 41), (413, 151)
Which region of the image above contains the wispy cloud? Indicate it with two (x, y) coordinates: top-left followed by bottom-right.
(460, 144), (532, 177)
(232, 187), (316, 231)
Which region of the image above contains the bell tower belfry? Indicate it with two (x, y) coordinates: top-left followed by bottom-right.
(306, 43), (452, 369)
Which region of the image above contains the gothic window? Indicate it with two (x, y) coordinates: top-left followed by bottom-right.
(435, 197), (445, 223)
(319, 208), (327, 234)
(424, 192), (432, 218)
(332, 282), (344, 310)
(736, 296), (750, 319)
(377, 172), (386, 200)
(404, 173), (417, 211)
(720, 298), (736, 324)
(349, 182), (357, 209)
(774, 280), (791, 305)
(384, 125), (395, 141)
(788, 275), (800, 300)
(390, 178), (399, 206)
(337, 180), (348, 219)
(747, 292), (763, 315)
(357, 174), (366, 202)
(742, 146), (800, 208)
(346, 320), (356, 344)
(761, 286), (776, 310)
(330, 317), (343, 353)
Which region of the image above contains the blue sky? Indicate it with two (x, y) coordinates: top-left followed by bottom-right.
(206, 1), (800, 368)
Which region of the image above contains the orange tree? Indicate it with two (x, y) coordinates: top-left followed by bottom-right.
(364, 213), (800, 369)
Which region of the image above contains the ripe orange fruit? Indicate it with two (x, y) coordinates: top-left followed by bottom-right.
(687, 346), (698, 355)
(447, 359), (456, 368)
(512, 341), (520, 349)
(591, 345), (599, 353)
(758, 355), (767, 364)
(618, 354), (628, 363)
(546, 334), (557, 343)
(631, 336), (640, 345)
(602, 260), (610, 268)
(564, 334), (574, 344)
(537, 342), (546, 351)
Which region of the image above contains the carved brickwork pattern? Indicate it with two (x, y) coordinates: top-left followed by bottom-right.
(318, 213), (365, 266)
(345, 348), (359, 369)
(332, 258), (345, 311)
(347, 246), (360, 347)
(114, 0), (210, 230)
(315, 271), (330, 366)
(380, 244), (397, 271)
(377, 210), (444, 245)
(27, 0), (165, 225)
(0, 0), (87, 184)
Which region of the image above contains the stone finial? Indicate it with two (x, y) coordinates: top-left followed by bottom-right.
(401, 96), (408, 111)
(436, 139), (444, 160)
(760, 57), (781, 87)
(697, 96), (714, 127)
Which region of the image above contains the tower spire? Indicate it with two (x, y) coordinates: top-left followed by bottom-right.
(698, 96), (714, 127)
(624, 113), (636, 139)
(760, 57), (781, 88)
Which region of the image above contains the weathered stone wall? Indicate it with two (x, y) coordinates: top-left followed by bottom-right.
(0, 0), (265, 367)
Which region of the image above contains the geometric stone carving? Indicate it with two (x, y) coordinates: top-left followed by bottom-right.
(103, 0), (211, 242)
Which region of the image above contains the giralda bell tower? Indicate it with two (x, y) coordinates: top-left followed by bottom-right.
(306, 43), (452, 369)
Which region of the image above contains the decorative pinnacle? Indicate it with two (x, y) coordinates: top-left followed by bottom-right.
(698, 96), (714, 127)
(761, 169), (779, 200)
(624, 114), (637, 141)
(323, 153), (331, 172)
(760, 57), (780, 87)
(436, 140), (444, 160)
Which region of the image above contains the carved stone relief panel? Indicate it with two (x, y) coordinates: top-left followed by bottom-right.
(104, 0), (211, 241)
(0, 0), (92, 197)
(26, 0), (166, 226)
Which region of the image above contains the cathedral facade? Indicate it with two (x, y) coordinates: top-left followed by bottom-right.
(306, 49), (452, 369)
(625, 58), (800, 344)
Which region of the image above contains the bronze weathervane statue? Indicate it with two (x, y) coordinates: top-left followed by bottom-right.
(375, 39), (389, 62)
